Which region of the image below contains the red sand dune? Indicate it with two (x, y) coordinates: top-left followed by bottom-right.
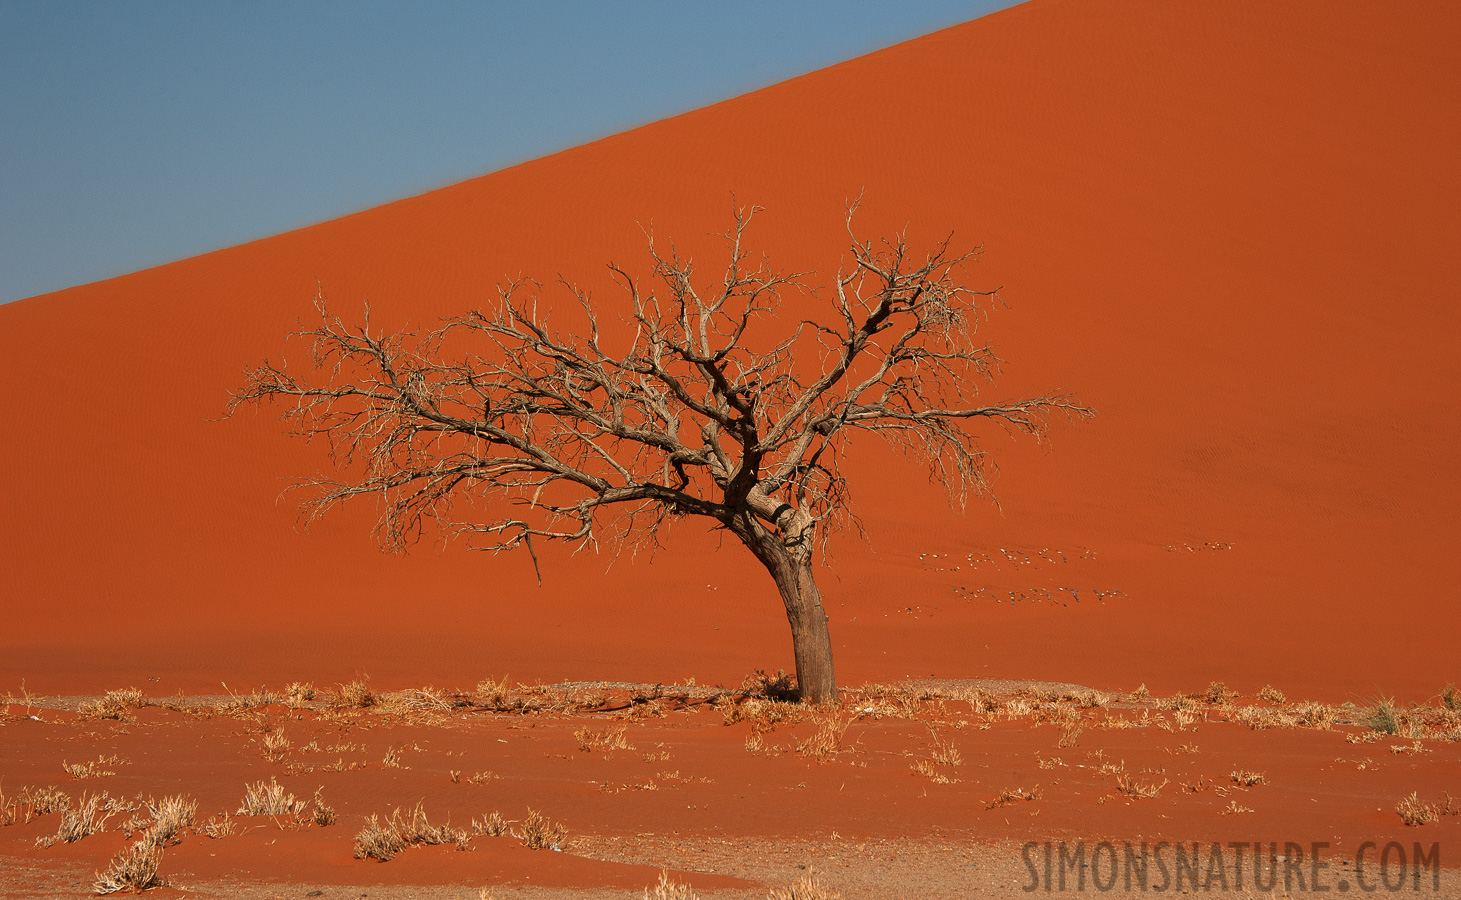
(2, 0), (1457, 702)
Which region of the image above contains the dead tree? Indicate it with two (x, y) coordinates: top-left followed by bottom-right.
(232, 204), (1090, 704)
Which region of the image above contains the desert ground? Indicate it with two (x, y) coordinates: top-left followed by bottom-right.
(3, 677), (1459, 898)
(2, 0), (1458, 895)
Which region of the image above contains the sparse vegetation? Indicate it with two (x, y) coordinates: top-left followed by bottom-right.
(575, 726), (632, 753)
(513, 807), (567, 850)
(767, 872), (842, 900)
(643, 870), (700, 900)
(93, 841), (166, 894)
(1115, 774), (1168, 799)
(1230, 770), (1267, 787)
(354, 802), (468, 861)
(1258, 684), (1286, 704)
(1366, 696), (1401, 735)
(985, 786), (1041, 809)
(1396, 792), (1458, 827)
(472, 810), (512, 837)
(36, 790), (126, 847)
(142, 795), (196, 846)
(237, 777), (306, 817)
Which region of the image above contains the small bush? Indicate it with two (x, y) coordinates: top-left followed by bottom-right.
(1230, 770), (1267, 787)
(353, 803), (467, 861)
(767, 873), (841, 900)
(237, 778), (305, 816)
(644, 869), (700, 900)
(575, 726), (632, 753)
(472, 810), (511, 837)
(1257, 684), (1286, 705)
(1204, 682), (1234, 705)
(37, 791), (122, 846)
(143, 795), (196, 847)
(1367, 697), (1400, 735)
(1441, 684), (1458, 711)
(514, 807), (567, 850)
(93, 841), (165, 894)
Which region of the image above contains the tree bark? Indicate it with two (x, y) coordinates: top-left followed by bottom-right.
(731, 496), (839, 705)
(772, 553), (838, 705)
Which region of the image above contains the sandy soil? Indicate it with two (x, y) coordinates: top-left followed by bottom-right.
(3, 681), (1459, 898)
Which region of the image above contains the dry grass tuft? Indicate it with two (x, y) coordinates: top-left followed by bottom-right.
(285, 682), (316, 707)
(1230, 769), (1266, 787)
(1258, 684), (1287, 705)
(1057, 719), (1083, 748)
(476, 676), (511, 709)
(985, 786), (1041, 810)
(77, 688), (146, 722)
(1396, 792), (1458, 827)
(1366, 696), (1401, 735)
(513, 807), (567, 850)
(237, 777), (306, 817)
(93, 841), (165, 894)
(200, 813), (236, 839)
(142, 795), (196, 847)
(472, 810), (512, 837)
(307, 788), (336, 826)
(1115, 774), (1169, 799)
(2, 784), (72, 825)
(767, 872), (842, 900)
(354, 803), (468, 861)
(575, 726), (633, 753)
(37, 790), (126, 847)
(795, 713), (849, 762)
(643, 869), (700, 900)
(62, 758), (119, 780)
(1442, 684), (1459, 711)
(1221, 800), (1255, 816)
(261, 729), (292, 762)
(332, 679), (376, 710)
(1204, 682), (1235, 705)
(742, 669), (798, 702)
(1131, 683), (1151, 702)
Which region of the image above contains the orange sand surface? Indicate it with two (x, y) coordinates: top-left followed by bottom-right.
(2, 0), (1458, 834)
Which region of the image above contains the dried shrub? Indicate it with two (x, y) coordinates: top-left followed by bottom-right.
(472, 810), (511, 837)
(643, 869), (700, 900)
(742, 669), (798, 702)
(143, 795), (196, 847)
(1115, 774), (1168, 799)
(200, 813), (236, 839)
(513, 807), (567, 850)
(332, 680), (376, 710)
(1230, 770), (1267, 787)
(1057, 719), (1083, 748)
(1258, 684), (1286, 705)
(795, 713), (848, 762)
(261, 729), (292, 761)
(1442, 684), (1459, 711)
(237, 777), (306, 817)
(308, 788), (336, 826)
(1131, 683), (1151, 702)
(93, 841), (165, 894)
(1204, 682), (1234, 705)
(285, 682), (316, 707)
(575, 726), (632, 753)
(354, 803), (467, 861)
(985, 786), (1041, 809)
(476, 676), (511, 709)
(3, 784), (72, 825)
(767, 872), (842, 900)
(1396, 792), (1458, 827)
(37, 790), (130, 847)
(1293, 701), (1335, 730)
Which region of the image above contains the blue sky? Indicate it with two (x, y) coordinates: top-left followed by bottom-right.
(1, 2), (1013, 304)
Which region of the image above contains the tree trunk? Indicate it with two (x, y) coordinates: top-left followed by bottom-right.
(772, 553), (838, 705)
(732, 495), (839, 705)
